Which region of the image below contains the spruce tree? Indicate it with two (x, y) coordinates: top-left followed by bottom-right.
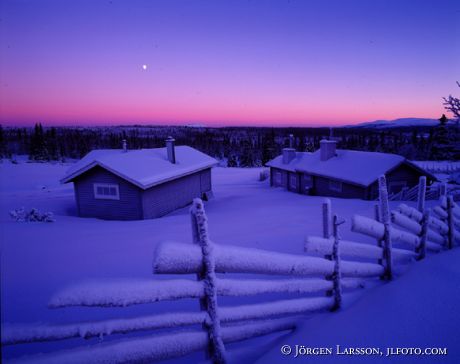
(431, 114), (454, 160)
(29, 123), (49, 161)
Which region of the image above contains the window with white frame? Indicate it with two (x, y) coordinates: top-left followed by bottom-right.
(93, 183), (120, 200)
(274, 171), (282, 185)
(328, 179), (342, 192)
(290, 174), (297, 189)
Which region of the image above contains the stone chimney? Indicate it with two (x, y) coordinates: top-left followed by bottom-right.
(282, 134), (296, 164)
(122, 139), (127, 153)
(320, 139), (337, 161)
(166, 136), (176, 164)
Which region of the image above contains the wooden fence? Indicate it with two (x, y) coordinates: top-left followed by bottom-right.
(3, 177), (460, 364)
(388, 181), (445, 201)
(307, 176), (459, 285)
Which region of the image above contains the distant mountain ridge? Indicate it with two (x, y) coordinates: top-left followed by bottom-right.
(349, 118), (440, 129)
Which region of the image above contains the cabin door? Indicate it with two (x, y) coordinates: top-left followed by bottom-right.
(303, 174), (313, 195)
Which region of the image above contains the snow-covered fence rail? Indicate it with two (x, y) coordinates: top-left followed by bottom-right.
(396, 195), (460, 251)
(310, 176), (459, 284)
(153, 241), (384, 278)
(349, 175), (460, 280)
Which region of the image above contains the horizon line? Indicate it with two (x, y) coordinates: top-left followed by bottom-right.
(0, 116), (441, 129)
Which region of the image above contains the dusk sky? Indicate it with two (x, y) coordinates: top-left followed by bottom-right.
(0, 0), (459, 127)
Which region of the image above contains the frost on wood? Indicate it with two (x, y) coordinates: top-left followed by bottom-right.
(154, 241), (382, 278)
(433, 206), (448, 219)
(5, 296), (321, 346)
(391, 211), (422, 235)
(426, 228), (445, 246)
(417, 211), (429, 260)
(452, 206), (460, 220)
(7, 318), (296, 364)
(427, 215), (449, 235)
(426, 241), (442, 252)
(322, 199), (332, 239)
(190, 198), (226, 364)
(216, 278), (333, 296)
(49, 279), (205, 308)
(154, 241), (335, 276)
(331, 215), (343, 310)
(49, 278), (339, 309)
(398, 204), (423, 223)
(306, 236), (383, 260)
(340, 260), (384, 277)
(447, 196), (455, 249)
(391, 226), (420, 248)
(417, 176), (426, 212)
(9, 207), (54, 222)
(378, 175), (393, 280)
(305, 236), (415, 263)
(2, 311), (207, 345)
(219, 296), (334, 322)
(351, 215), (385, 239)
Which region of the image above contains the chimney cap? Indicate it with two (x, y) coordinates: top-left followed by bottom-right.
(320, 139), (337, 144)
(166, 136), (175, 141)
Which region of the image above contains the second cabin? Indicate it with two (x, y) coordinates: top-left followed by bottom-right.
(266, 136), (436, 200)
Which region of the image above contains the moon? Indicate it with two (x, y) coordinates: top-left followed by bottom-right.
(142, 64), (147, 70)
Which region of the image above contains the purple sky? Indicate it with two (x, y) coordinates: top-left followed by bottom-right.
(0, 0), (459, 127)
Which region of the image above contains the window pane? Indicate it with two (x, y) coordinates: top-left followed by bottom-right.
(97, 186), (104, 194)
(103, 187), (110, 195)
(109, 187), (116, 195)
(329, 180), (342, 192)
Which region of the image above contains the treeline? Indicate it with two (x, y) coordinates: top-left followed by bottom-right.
(0, 122), (458, 166)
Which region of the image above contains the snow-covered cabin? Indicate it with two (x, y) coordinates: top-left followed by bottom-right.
(61, 138), (217, 220)
(266, 138), (435, 200)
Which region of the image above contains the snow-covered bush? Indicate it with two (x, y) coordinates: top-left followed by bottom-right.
(10, 208), (55, 222)
(259, 169), (270, 181)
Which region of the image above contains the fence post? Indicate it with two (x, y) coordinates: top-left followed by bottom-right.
(417, 176), (426, 213)
(401, 186), (409, 201)
(374, 204), (384, 268)
(322, 199), (332, 239)
(439, 183), (447, 200)
(417, 211), (429, 260)
(331, 214), (343, 311)
(190, 199), (227, 364)
(379, 175), (393, 280)
(447, 196), (454, 250)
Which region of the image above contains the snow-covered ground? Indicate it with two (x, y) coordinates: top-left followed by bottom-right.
(0, 159), (458, 363)
(256, 248), (460, 364)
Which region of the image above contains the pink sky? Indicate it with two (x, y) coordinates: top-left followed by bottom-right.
(1, 0), (458, 127)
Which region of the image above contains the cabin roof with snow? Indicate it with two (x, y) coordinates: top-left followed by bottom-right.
(266, 148), (433, 187)
(61, 146), (218, 189)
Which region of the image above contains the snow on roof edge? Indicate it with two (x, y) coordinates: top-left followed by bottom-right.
(268, 158), (436, 187)
(61, 148), (218, 189)
(264, 150), (427, 187)
(61, 161), (217, 189)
